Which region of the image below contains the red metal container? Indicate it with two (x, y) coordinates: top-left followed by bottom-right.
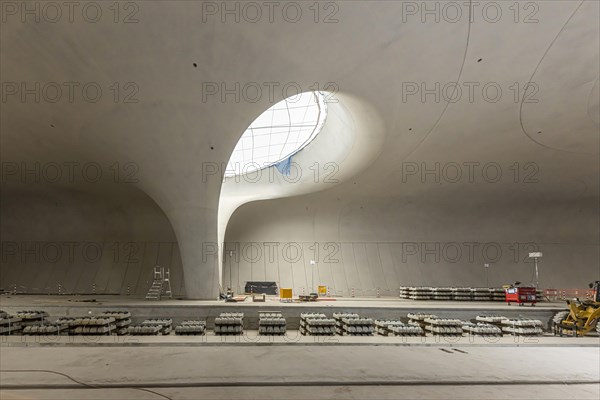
(505, 287), (537, 306)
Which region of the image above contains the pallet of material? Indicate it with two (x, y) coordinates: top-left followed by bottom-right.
(376, 320), (423, 336)
(462, 322), (502, 336)
(175, 320), (207, 335)
(258, 311), (286, 335)
(471, 288), (492, 301)
(375, 320), (405, 336)
(408, 287), (432, 300)
(502, 326), (544, 335)
(127, 324), (163, 335)
(73, 325), (116, 335)
(23, 324), (69, 335)
(451, 288), (472, 301)
(336, 317), (374, 336)
(98, 311), (132, 335)
(214, 313), (244, 335)
(424, 317), (464, 336)
(54, 317), (79, 333)
(426, 325), (463, 335)
(68, 317), (116, 335)
(431, 287), (453, 300)
(500, 318), (543, 336)
(300, 313), (335, 336)
(0, 324), (23, 335)
(14, 310), (49, 326)
(475, 315), (506, 325)
(424, 318), (463, 326)
(491, 288), (506, 301)
(0, 312), (23, 335)
(407, 313), (437, 322)
(399, 287), (411, 299)
(142, 319), (172, 335)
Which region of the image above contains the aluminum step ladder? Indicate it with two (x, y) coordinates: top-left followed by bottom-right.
(145, 266), (172, 300)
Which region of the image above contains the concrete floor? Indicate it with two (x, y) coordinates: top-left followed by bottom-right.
(2, 385), (600, 400)
(2, 332), (599, 347)
(1, 345), (599, 399)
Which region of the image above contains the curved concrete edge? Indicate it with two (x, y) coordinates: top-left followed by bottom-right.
(217, 93), (386, 284)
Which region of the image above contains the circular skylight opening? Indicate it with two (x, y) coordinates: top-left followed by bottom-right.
(225, 91), (327, 177)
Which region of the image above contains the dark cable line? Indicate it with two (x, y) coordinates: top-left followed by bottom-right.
(1, 369), (173, 400)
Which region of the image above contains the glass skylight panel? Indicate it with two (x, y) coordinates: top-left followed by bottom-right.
(225, 91), (327, 177)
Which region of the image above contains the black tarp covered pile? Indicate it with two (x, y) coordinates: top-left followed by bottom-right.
(245, 281), (278, 295)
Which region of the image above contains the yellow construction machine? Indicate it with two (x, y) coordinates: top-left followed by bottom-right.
(552, 280), (600, 337)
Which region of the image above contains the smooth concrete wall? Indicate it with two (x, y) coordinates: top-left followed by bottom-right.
(0, 185), (185, 297)
(224, 196), (599, 296)
(2, 1), (598, 299)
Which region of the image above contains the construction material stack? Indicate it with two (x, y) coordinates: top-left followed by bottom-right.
(375, 319), (423, 336)
(143, 319), (172, 335)
(258, 312), (286, 335)
(15, 310), (49, 328)
(333, 312), (359, 335)
(431, 287), (452, 301)
(398, 286), (411, 299)
(127, 324), (162, 335)
(452, 287), (472, 301)
(407, 312), (437, 330)
(462, 321), (502, 336)
(375, 320), (403, 336)
(472, 288), (492, 301)
(214, 312), (244, 335)
(424, 317), (464, 336)
(300, 313), (335, 336)
(409, 287), (432, 300)
(22, 316), (70, 335)
(333, 313), (373, 336)
(475, 314), (506, 330)
(501, 318), (543, 336)
(175, 320), (206, 335)
(98, 311), (131, 335)
(491, 288), (506, 301)
(0, 310), (22, 335)
(71, 316), (116, 335)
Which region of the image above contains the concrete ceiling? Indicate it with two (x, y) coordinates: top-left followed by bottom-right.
(2, 1), (598, 298)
